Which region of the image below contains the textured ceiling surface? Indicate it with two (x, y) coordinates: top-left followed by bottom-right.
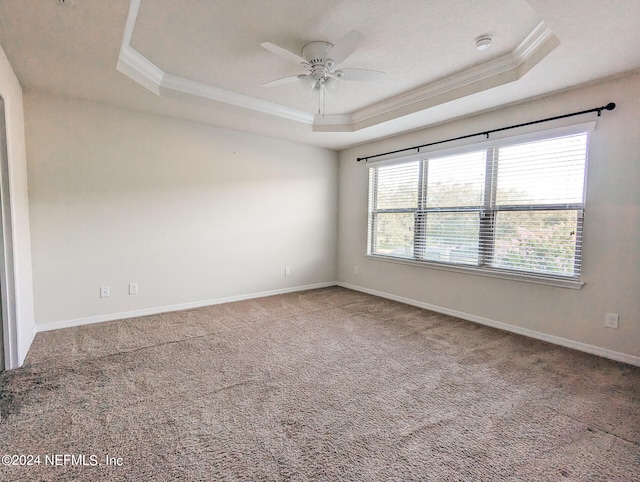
(0, 0), (639, 149)
(131, 0), (540, 114)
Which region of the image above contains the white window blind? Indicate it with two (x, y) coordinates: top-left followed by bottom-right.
(367, 132), (589, 282)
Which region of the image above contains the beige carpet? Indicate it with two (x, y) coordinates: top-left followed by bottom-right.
(0, 286), (638, 481)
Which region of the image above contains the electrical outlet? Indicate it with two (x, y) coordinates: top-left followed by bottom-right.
(353, 265), (359, 274)
(284, 267), (291, 277)
(100, 286), (110, 298)
(129, 283), (138, 295)
(604, 313), (619, 329)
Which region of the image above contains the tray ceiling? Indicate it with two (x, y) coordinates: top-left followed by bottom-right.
(119, 0), (559, 131)
(130, 0), (541, 114)
(0, 0), (639, 149)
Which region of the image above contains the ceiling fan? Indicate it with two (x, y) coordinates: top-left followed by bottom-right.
(260, 31), (385, 115)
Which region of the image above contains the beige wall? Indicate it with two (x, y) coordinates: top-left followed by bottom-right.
(25, 92), (338, 327)
(338, 72), (640, 362)
(0, 45), (36, 367)
(19, 73), (640, 364)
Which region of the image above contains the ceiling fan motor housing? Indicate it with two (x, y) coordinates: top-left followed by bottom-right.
(302, 41), (334, 65)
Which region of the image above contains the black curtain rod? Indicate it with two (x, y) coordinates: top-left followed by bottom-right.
(356, 102), (616, 162)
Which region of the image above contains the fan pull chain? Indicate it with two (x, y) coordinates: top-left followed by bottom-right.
(322, 85), (326, 118)
(317, 83), (326, 118)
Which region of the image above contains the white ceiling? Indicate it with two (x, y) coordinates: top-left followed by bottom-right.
(0, 0), (638, 150)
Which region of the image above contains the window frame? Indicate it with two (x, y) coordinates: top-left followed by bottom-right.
(365, 121), (594, 289)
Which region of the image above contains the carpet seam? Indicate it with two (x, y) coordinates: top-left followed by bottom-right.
(546, 405), (640, 447)
(25, 297), (364, 369)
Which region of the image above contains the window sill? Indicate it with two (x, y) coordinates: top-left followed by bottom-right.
(365, 254), (584, 290)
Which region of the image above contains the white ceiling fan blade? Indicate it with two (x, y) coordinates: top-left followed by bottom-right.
(261, 75), (302, 88)
(260, 41), (307, 64)
(339, 68), (385, 82)
(327, 30), (365, 64)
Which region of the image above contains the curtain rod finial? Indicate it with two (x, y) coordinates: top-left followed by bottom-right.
(605, 102), (616, 111)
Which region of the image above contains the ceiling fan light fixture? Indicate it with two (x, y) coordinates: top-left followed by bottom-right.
(300, 74), (316, 90)
(475, 36), (493, 51)
(324, 77), (339, 91)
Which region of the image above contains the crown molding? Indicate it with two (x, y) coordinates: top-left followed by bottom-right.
(117, 1), (558, 133)
(514, 19), (556, 61)
(117, 0), (312, 124)
(161, 75), (314, 124)
(313, 21), (559, 132)
(117, 0), (162, 94)
(116, 45), (163, 95)
(313, 113), (354, 131)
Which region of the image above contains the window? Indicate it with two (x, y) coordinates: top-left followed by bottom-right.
(367, 131), (589, 285)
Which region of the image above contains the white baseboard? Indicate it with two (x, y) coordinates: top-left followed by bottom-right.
(17, 325), (37, 367)
(36, 282), (337, 333)
(34, 280), (640, 367)
(337, 282), (640, 367)
(7, 323), (37, 370)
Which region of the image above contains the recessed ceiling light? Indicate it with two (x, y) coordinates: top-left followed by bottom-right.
(475, 36), (493, 51)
